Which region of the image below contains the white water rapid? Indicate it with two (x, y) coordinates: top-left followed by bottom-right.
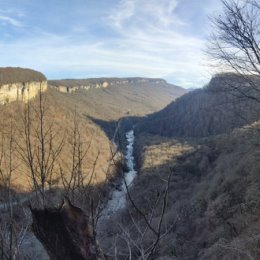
(102, 129), (137, 216)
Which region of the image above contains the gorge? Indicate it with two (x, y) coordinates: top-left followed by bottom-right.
(0, 67), (259, 260)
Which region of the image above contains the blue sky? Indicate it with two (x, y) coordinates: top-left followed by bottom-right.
(0, 0), (222, 88)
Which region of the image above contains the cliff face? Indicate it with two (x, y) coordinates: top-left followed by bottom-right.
(48, 77), (168, 93)
(0, 81), (47, 104)
(0, 67), (48, 104)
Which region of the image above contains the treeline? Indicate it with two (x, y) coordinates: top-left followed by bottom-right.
(137, 73), (260, 137)
(0, 67), (46, 85)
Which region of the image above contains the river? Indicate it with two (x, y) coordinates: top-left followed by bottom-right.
(101, 129), (137, 217)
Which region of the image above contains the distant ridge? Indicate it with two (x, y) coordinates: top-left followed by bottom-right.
(49, 77), (168, 88)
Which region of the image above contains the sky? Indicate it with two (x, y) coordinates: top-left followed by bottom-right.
(0, 0), (223, 88)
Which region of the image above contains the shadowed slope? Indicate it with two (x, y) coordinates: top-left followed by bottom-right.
(137, 74), (260, 137)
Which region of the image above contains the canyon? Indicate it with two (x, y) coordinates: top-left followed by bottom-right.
(0, 67), (259, 260)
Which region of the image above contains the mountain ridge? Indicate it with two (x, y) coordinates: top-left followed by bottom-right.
(48, 77), (184, 94)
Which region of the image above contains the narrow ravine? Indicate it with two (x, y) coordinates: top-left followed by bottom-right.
(101, 129), (137, 217)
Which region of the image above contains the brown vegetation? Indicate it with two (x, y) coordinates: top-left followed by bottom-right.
(104, 123), (259, 259)
(137, 73), (260, 137)
(0, 91), (113, 193)
(48, 78), (186, 121)
(0, 67), (46, 85)
(0, 70), (186, 259)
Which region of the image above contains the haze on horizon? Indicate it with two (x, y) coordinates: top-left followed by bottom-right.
(0, 0), (222, 88)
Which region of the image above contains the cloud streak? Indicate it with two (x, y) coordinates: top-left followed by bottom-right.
(0, 13), (23, 27)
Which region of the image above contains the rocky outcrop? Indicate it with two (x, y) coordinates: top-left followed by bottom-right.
(48, 77), (168, 93)
(0, 81), (47, 104)
(0, 67), (47, 104)
(54, 85), (77, 93)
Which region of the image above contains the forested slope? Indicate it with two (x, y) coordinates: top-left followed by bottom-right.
(137, 74), (260, 137)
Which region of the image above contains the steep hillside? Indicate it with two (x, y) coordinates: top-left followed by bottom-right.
(47, 77), (187, 141)
(137, 73), (260, 137)
(0, 91), (113, 192)
(100, 122), (260, 259)
(48, 77), (186, 120)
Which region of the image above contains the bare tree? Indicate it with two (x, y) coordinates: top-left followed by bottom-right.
(120, 172), (173, 260)
(0, 119), (16, 260)
(0, 119), (31, 260)
(208, 0), (260, 101)
(99, 171), (174, 260)
(16, 85), (64, 207)
(59, 108), (91, 202)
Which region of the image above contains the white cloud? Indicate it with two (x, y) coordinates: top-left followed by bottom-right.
(108, 0), (184, 34)
(109, 0), (136, 29)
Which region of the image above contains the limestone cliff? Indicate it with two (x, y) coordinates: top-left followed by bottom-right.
(0, 67), (47, 104)
(48, 77), (168, 93)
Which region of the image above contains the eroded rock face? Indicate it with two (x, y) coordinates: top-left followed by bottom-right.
(49, 77), (168, 93)
(0, 81), (48, 104)
(0, 67), (48, 104)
